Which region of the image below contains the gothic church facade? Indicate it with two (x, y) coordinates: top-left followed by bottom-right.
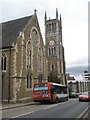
(0, 9), (66, 103)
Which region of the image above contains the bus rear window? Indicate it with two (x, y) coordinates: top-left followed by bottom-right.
(34, 83), (48, 91)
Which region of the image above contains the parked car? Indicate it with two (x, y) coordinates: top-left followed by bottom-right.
(55, 93), (69, 102)
(79, 92), (90, 102)
(69, 92), (78, 98)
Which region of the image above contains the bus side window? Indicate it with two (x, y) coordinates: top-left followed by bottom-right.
(53, 91), (56, 94)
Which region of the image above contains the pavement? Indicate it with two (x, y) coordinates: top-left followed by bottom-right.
(0, 101), (36, 110)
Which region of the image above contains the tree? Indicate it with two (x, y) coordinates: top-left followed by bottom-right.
(38, 72), (43, 82)
(48, 71), (60, 83)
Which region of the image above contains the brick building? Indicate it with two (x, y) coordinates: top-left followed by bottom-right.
(0, 9), (66, 103)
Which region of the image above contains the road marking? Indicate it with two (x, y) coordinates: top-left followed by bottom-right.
(7, 99), (77, 119)
(58, 100), (70, 105)
(43, 106), (52, 109)
(43, 100), (70, 110)
(75, 105), (90, 120)
(69, 98), (78, 101)
(11, 111), (34, 119)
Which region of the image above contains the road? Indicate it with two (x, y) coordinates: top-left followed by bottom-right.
(2, 98), (90, 119)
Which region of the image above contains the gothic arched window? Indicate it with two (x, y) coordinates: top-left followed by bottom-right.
(27, 75), (29, 88)
(38, 47), (42, 72)
(30, 75), (32, 88)
(54, 47), (56, 55)
(52, 48), (54, 56)
(32, 29), (39, 46)
(52, 63), (54, 71)
(1, 54), (7, 71)
(29, 49), (31, 69)
(26, 41), (31, 69)
(49, 48), (51, 56)
(26, 75), (32, 89)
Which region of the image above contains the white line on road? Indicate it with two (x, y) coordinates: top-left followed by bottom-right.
(11, 111), (34, 119)
(43, 100), (70, 110)
(75, 105), (90, 120)
(7, 99), (77, 119)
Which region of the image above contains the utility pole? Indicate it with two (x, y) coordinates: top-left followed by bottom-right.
(8, 47), (11, 103)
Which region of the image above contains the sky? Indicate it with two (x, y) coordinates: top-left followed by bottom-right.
(0, 0), (89, 79)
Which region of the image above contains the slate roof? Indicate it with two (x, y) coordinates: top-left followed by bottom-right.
(1, 15), (32, 48)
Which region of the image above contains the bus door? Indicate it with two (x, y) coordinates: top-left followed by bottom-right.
(50, 84), (56, 101)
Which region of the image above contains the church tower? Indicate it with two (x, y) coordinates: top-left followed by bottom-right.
(45, 9), (66, 84)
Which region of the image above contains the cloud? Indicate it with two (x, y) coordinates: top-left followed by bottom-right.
(66, 64), (88, 79)
(0, 0), (88, 75)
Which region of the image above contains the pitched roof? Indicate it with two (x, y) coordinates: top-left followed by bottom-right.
(1, 15), (32, 48)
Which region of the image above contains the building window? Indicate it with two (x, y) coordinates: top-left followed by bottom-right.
(47, 24), (49, 32)
(4, 57), (6, 70)
(52, 48), (54, 56)
(49, 48), (50, 56)
(38, 47), (43, 72)
(27, 75), (32, 89)
(38, 55), (41, 71)
(52, 23), (54, 32)
(54, 47), (56, 55)
(52, 63), (54, 71)
(30, 75), (32, 88)
(49, 24), (51, 31)
(54, 23), (56, 32)
(32, 29), (38, 45)
(26, 43), (31, 69)
(29, 49), (31, 68)
(27, 49), (28, 69)
(1, 57), (3, 70)
(27, 75), (29, 88)
(1, 56), (7, 71)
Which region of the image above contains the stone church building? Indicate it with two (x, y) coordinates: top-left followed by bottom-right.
(0, 9), (66, 103)
(45, 9), (66, 84)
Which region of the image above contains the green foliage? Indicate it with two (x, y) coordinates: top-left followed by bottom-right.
(38, 72), (43, 82)
(48, 71), (60, 83)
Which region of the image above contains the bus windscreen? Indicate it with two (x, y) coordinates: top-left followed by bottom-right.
(34, 83), (48, 91)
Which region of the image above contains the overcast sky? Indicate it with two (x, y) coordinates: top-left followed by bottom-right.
(0, 0), (88, 79)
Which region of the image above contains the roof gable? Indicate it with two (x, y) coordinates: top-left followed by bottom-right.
(1, 15), (32, 48)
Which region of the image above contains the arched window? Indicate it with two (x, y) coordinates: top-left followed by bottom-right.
(27, 49), (28, 68)
(47, 24), (49, 32)
(54, 47), (56, 55)
(1, 57), (3, 70)
(52, 63), (54, 71)
(30, 75), (32, 88)
(38, 47), (42, 72)
(4, 56), (6, 70)
(26, 41), (31, 69)
(49, 48), (50, 56)
(26, 75), (32, 89)
(32, 29), (38, 45)
(52, 48), (54, 56)
(30, 27), (40, 47)
(49, 24), (51, 31)
(54, 23), (56, 32)
(29, 49), (31, 69)
(1, 55), (7, 71)
(52, 23), (54, 32)
(27, 75), (29, 88)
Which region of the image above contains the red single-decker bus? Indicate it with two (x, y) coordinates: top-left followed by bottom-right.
(33, 82), (68, 103)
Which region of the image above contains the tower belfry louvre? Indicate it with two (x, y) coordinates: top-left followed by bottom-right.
(45, 8), (66, 84)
